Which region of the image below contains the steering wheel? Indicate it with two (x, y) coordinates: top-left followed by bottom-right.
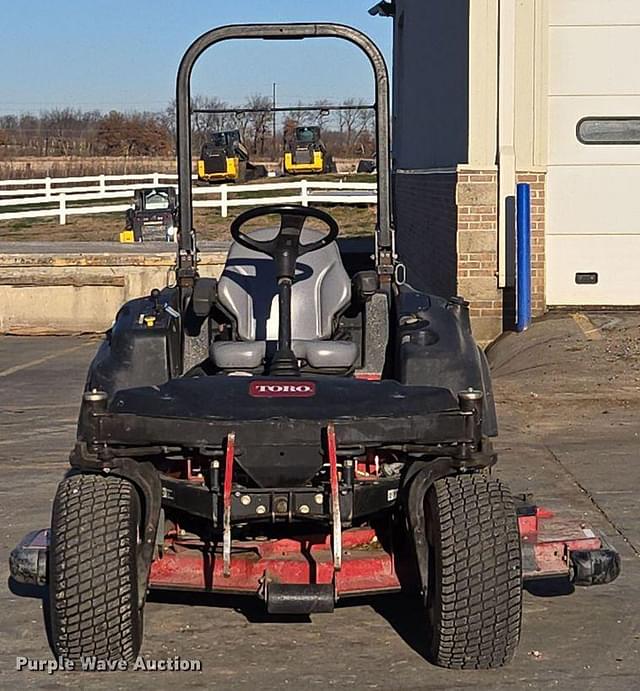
(230, 205), (339, 280)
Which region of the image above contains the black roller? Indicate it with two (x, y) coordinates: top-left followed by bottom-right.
(266, 583), (335, 614)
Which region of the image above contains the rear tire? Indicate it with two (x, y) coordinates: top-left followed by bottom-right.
(424, 474), (522, 669)
(49, 473), (143, 662)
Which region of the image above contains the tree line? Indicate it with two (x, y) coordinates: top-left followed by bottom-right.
(0, 96), (374, 159)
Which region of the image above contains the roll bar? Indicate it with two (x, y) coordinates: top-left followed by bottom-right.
(175, 23), (394, 286)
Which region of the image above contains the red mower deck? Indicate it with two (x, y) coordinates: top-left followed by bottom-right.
(11, 505), (619, 601)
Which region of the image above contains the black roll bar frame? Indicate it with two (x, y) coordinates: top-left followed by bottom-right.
(175, 23), (394, 287)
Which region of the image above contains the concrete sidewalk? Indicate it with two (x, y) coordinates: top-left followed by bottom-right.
(0, 313), (638, 688)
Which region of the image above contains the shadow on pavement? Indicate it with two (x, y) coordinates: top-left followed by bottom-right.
(369, 593), (432, 662)
(147, 588), (312, 623)
(8, 576), (46, 600)
(524, 577), (575, 597)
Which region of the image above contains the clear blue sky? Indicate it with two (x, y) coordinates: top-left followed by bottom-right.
(0, 0), (392, 115)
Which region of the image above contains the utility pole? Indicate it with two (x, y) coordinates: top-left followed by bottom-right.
(272, 82), (277, 160)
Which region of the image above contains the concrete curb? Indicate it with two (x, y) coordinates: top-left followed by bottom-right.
(0, 243), (227, 334)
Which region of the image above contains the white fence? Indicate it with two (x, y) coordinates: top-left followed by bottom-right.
(0, 173), (377, 225)
(0, 172), (181, 198)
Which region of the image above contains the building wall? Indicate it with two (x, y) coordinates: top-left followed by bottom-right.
(391, 0), (549, 344)
(520, 171), (546, 317)
(456, 169), (501, 342)
(394, 171), (457, 297)
(467, 0), (498, 168)
(392, 0), (470, 169)
(545, 0), (640, 305)
(396, 164), (546, 344)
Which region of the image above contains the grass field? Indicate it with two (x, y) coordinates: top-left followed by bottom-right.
(0, 157), (364, 180)
(0, 172), (377, 242)
(0, 156), (178, 180)
(0, 205), (376, 242)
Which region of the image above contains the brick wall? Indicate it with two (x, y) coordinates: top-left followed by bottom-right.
(456, 170), (501, 342)
(394, 168), (547, 344)
(516, 172), (546, 316)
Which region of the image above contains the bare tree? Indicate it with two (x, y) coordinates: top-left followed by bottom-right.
(243, 94), (272, 156)
(0, 93), (376, 164)
(337, 98), (374, 156)
(41, 109), (84, 156)
(310, 99), (332, 129)
(190, 95), (231, 153)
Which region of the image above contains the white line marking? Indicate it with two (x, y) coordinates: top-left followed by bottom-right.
(0, 342), (94, 378)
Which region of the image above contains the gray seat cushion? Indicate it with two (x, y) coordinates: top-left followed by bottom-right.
(213, 227), (357, 372)
(218, 227), (351, 341)
(294, 340), (358, 369)
(212, 339), (358, 371)
(211, 341), (266, 370)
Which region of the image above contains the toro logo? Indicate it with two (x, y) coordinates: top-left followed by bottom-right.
(249, 381), (316, 398)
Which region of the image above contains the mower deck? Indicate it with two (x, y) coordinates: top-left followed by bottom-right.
(517, 503), (620, 584)
(150, 527), (398, 602)
(11, 502), (619, 607)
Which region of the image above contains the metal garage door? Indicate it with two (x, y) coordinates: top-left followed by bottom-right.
(546, 0), (640, 305)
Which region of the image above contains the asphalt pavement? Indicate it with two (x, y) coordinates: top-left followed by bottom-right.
(0, 312), (638, 689)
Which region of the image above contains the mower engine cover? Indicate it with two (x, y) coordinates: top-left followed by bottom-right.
(104, 375), (461, 487)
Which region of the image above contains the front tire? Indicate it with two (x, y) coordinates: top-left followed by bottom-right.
(49, 473), (143, 662)
(425, 474), (522, 669)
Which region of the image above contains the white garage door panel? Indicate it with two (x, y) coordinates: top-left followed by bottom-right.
(550, 0), (640, 27)
(549, 26), (640, 96)
(547, 3), (640, 305)
(547, 167), (640, 235)
(549, 96), (640, 164)
(546, 235), (640, 305)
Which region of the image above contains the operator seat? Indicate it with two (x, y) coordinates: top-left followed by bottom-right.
(212, 227), (358, 372)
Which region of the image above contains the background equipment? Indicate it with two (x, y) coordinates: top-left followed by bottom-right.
(284, 125), (336, 175)
(119, 187), (177, 242)
(197, 129), (266, 183)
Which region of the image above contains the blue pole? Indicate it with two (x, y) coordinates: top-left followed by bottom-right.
(516, 183), (531, 332)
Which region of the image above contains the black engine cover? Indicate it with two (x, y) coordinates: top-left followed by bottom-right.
(108, 376), (458, 488)
(110, 375), (457, 423)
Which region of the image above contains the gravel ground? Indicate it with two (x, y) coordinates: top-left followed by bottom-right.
(0, 312), (638, 689)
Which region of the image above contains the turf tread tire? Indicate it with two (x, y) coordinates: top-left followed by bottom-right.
(426, 474), (522, 669)
(49, 473), (142, 662)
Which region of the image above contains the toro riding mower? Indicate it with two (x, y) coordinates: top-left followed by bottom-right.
(197, 129), (266, 184)
(284, 125), (335, 175)
(10, 23), (620, 669)
(119, 187), (177, 243)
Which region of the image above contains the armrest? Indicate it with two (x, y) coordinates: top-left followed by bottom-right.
(352, 270), (379, 302)
(191, 277), (218, 317)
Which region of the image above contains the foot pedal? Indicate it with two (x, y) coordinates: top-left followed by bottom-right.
(266, 583), (335, 614)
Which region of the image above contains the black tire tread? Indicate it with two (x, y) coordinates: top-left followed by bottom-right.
(49, 473), (141, 662)
(427, 474), (522, 669)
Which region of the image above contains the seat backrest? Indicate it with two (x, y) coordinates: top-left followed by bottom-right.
(218, 227), (351, 341)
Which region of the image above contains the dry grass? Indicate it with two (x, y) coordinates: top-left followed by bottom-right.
(0, 157), (366, 180)
(0, 203), (376, 243)
(0, 170), (377, 242)
(0, 157), (178, 180)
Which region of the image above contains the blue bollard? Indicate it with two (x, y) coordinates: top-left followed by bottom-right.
(516, 183), (531, 332)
